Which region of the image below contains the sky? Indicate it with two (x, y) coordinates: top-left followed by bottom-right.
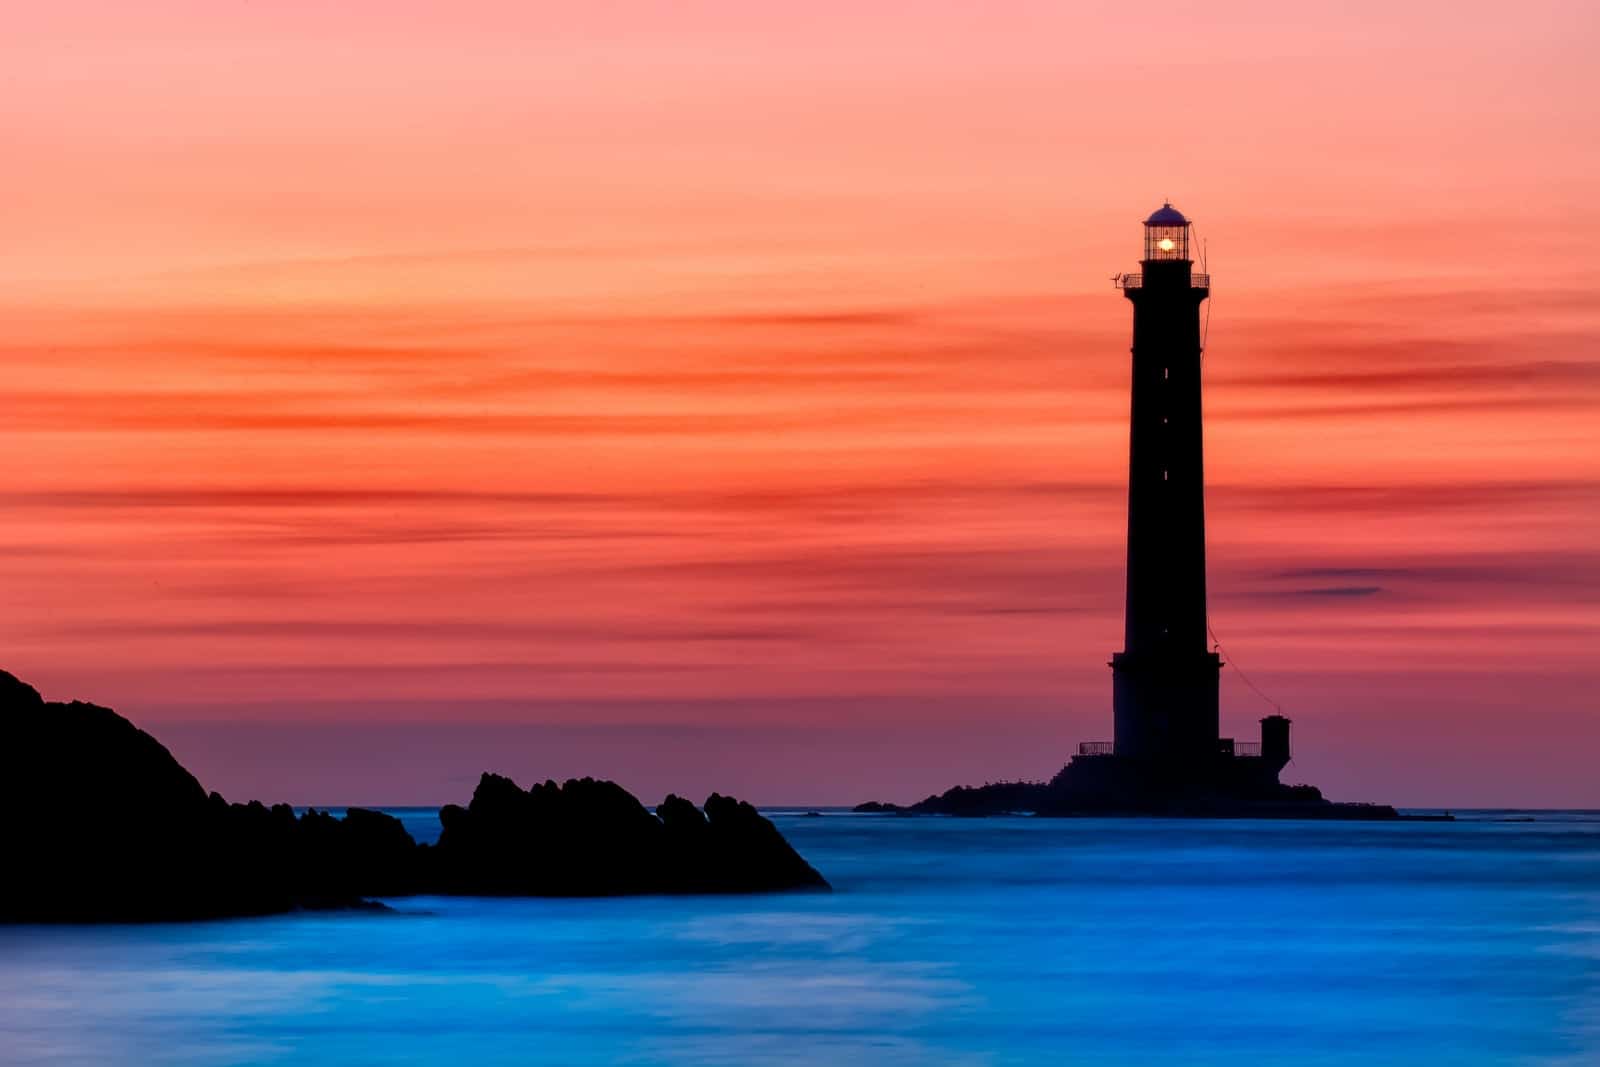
(3, 1), (1597, 807)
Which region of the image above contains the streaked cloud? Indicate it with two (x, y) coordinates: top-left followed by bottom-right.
(2, 0), (1596, 807)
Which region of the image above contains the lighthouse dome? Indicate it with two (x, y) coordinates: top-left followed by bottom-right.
(1145, 202), (1187, 226)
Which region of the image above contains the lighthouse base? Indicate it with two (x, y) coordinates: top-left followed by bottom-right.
(1037, 752), (1393, 818)
(862, 753), (1406, 820)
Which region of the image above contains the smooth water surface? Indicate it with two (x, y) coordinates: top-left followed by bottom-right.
(2, 812), (1597, 1065)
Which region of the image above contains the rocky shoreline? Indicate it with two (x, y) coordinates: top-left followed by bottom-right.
(0, 670), (827, 924)
(855, 766), (1420, 820)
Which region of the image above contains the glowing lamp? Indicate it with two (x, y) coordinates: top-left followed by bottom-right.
(1142, 202), (1190, 262)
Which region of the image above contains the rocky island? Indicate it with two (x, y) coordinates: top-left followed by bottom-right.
(0, 669), (827, 923)
(855, 764), (1404, 819)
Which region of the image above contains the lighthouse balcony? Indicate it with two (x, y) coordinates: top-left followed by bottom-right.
(1075, 739), (1263, 758)
(1114, 272), (1209, 291)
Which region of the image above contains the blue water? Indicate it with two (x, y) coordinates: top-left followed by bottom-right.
(3, 811), (1598, 1065)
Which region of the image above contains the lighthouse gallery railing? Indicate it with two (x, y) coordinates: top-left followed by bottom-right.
(1115, 272), (1208, 290)
(1076, 739), (1263, 757)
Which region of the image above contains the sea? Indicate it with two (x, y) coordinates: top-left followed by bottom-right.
(2, 810), (1597, 1066)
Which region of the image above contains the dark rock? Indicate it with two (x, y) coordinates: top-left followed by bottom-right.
(3, 669), (229, 921)
(699, 792), (828, 892)
(431, 774), (828, 895)
(892, 759), (1407, 819)
(1, 669), (828, 923)
(851, 801), (908, 814)
(909, 781), (1047, 816)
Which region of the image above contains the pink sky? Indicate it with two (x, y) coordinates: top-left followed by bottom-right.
(3, 1), (1597, 806)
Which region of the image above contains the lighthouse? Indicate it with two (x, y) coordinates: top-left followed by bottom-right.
(1111, 203), (1221, 765)
(868, 201), (1408, 815)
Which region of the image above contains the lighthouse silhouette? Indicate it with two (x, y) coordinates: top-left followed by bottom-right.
(1066, 202), (1293, 791)
(880, 202), (1412, 816)
(1112, 203), (1223, 763)
(883, 202), (1420, 819)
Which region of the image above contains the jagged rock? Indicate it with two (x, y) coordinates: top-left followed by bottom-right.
(1, 669), (828, 923)
(910, 781), (1048, 816)
(699, 792), (829, 891)
(431, 774), (828, 895)
(3, 670), (228, 921)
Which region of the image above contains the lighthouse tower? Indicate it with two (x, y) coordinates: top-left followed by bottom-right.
(1110, 204), (1221, 765)
(897, 201), (1386, 814)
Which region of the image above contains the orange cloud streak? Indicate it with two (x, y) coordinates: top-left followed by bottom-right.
(2, 0), (1597, 805)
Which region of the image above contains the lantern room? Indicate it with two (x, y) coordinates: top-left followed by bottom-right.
(1143, 202), (1190, 262)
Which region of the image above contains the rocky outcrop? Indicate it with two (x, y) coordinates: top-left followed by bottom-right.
(0, 670), (828, 923)
(908, 781), (1054, 817)
(429, 774), (827, 895)
(850, 800), (908, 814)
(882, 759), (1406, 819)
(1, 667), (427, 921)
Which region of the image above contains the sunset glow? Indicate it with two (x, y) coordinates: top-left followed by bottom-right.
(3, 1), (1597, 805)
